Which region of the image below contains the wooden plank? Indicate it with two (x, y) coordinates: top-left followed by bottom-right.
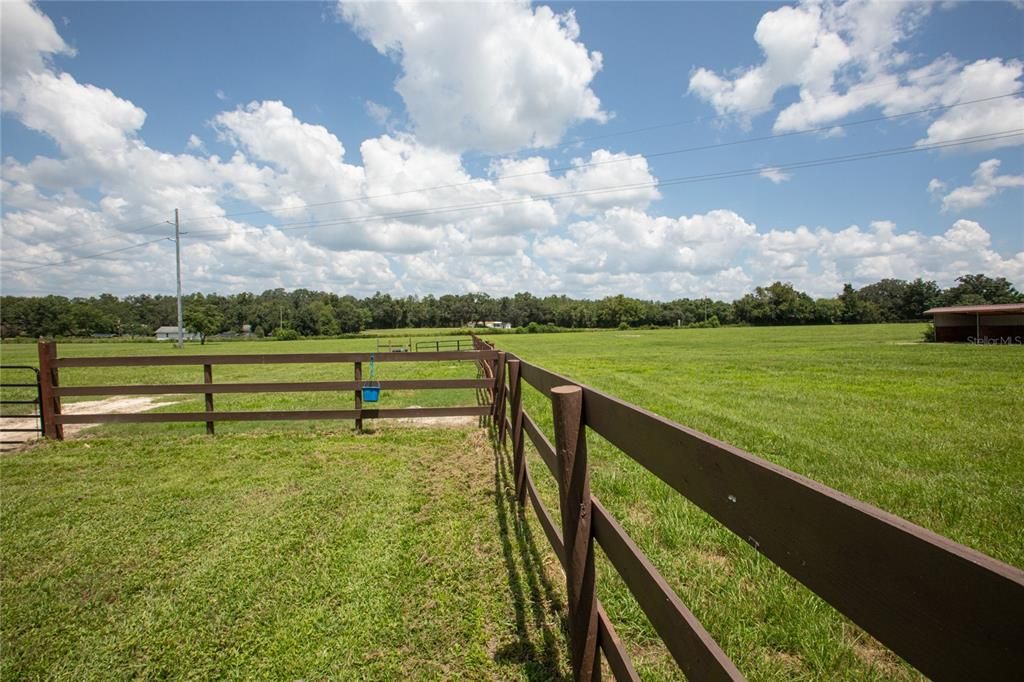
(36, 341), (63, 440)
(203, 364), (214, 436)
(524, 466), (565, 566)
(54, 350), (499, 368)
(523, 467), (638, 682)
(54, 405), (491, 424)
(592, 497), (744, 681)
(518, 359), (1024, 681)
(551, 385), (598, 682)
(495, 353), (508, 442)
(522, 411), (558, 481)
(597, 602), (641, 682)
(354, 362), (362, 433)
(508, 360), (526, 504)
(53, 379), (492, 396)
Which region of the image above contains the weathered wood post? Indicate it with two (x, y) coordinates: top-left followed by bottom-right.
(551, 385), (599, 681)
(494, 352), (507, 442)
(507, 359), (525, 501)
(203, 364), (215, 435)
(36, 339), (63, 440)
(354, 361), (363, 433)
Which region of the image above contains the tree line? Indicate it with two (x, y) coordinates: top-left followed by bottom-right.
(1, 274), (1020, 340)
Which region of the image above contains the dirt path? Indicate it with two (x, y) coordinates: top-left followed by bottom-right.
(1, 396), (172, 451)
(387, 405), (479, 429)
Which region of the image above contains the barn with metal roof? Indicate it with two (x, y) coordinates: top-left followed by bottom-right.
(924, 303), (1024, 343)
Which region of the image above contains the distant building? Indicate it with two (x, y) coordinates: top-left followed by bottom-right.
(154, 326), (198, 341)
(924, 304), (1024, 343)
(470, 320), (512, 329)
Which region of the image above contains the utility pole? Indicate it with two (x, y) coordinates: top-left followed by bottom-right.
(174, 208), (184, 349)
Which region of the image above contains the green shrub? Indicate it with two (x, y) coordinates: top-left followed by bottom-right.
(921, 323), (936, 342)
(272, 328), (301, 341)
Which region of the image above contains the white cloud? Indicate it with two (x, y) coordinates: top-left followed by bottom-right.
(2, 0), (1022, 303)
(536, 207), (757, 276)
(338, 0), (607, 153)
(759, 167), (792, 184)
(0, 0), (74, 107)
(932, 158), (1024, 212)
(215, 89), (226, 101)
(186, 134), (205, 152)
(688, 0), (1024, 150)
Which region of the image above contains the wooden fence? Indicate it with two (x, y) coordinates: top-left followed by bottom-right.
(470, 335), (1024, 681)
(36, 340), (501, 438)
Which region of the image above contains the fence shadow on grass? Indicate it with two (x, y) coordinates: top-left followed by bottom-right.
(489, 424), (570, 681)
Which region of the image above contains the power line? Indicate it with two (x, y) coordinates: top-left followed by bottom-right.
(4, 237), (172, 273)
(181, 128), (1023, 240)
(180, 90), (1023, 225)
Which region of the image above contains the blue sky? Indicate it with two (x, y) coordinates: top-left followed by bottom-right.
(2, 0), (1022, 300)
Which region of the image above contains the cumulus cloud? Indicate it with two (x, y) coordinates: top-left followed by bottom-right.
(338, 0), (607, 153)
(751, 218), (1024, 296)
(536, 208), (757, 276)
(2, 0), (1022, 303)
(930, 158), (1024, 212)
(759, 167), (792, 184)
(0, 0), (74, 106)
(688, 0), (1024, 150)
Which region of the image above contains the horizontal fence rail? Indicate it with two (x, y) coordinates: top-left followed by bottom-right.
(36, 341), (501, 438)
(53, 350), (496, 367)
(469, 334), (1024, 682)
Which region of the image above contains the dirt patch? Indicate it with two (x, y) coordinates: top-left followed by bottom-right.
(384, 405), (480, 429)
(1, 396), (175, 452)
(843, 624), (907, 677)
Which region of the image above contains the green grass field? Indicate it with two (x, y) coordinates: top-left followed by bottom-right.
(481, 324), (1022, 680)
(2, 324), (1021, 679)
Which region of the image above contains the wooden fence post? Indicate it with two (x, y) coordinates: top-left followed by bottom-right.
(507, 359), (525, 504)
(551, 385), (599, 682)
(203, 364), (215, 435)
(495, 352), (507, 442)
(354, 361), (363, 433)
(36, 339), (63, 440)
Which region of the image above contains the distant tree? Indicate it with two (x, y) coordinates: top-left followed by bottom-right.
(335, 298), (370, 333)
(857, 279), (909, 322)
(838, 284), (881, 323)
(183, 303), (225, 345)
(813, 298), (844, 324)
(734, 282), (814, 325)
(900, 278), (942, 319)
(942, 274), (1024, 306)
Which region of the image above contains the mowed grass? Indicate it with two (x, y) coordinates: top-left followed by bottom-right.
(1, 426), (570, 680)
(481, 324), (1023, 680)
(2, 326), (1021, 679)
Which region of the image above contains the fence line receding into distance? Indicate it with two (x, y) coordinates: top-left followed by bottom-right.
(469, 334), (1024, 682)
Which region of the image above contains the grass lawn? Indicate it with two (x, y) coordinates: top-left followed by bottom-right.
(481, 324), (1023, 680)
(2, 325), (1021, 680)
(1, 426), (569, 680)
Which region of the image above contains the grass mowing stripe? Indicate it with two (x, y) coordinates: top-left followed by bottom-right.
(1, 427), (570, 680)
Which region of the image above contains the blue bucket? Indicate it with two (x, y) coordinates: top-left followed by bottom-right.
(362, 385), (380, 402)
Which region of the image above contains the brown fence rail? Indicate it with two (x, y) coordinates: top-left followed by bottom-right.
(37, 340), (501, 438)
(471, 334), (1024, 681)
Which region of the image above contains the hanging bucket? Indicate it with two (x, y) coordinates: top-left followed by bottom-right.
(361, 383), (380, 403)
(362, 353), (380, 402)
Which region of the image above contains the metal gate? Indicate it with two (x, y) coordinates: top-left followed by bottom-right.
(0, 365), (44, 445)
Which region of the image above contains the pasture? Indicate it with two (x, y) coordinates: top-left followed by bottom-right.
(2, 324), (1021, 680)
